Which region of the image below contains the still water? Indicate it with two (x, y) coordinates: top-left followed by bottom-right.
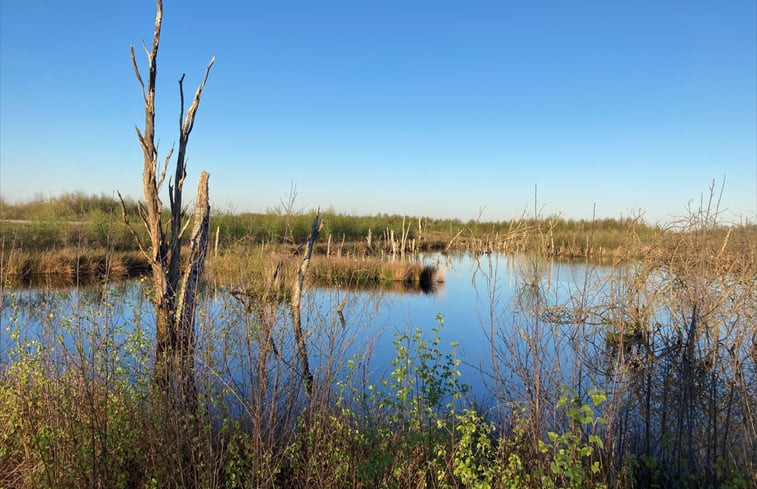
(0, 253), (607, 399)
(341, 253), (606, 397)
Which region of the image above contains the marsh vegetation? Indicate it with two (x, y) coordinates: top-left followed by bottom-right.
(3, 192), (751, 285)
(1, 189), (754, 488)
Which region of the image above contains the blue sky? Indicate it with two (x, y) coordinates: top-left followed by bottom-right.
(1, 1), (755, 223)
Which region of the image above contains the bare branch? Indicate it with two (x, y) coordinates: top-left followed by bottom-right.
(182, 57), (215, 137)
(149, 0), (162, 62)
(169, 201), (193, 253)
(136, 201), (150, 229)
(177, 212), (193, 242)
(157, 145), (174, 191)
(172, 56), (213, 235)
(129, 45), (147, 104)
(134, 126), (148, 153)
(179, 73), (186, 129)
(117, 191), (153, 264)
(168, 180), (175, 210)
(177, 161), (187, 193)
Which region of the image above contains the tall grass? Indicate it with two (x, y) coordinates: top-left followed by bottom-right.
(1, 193), (143, 252)
(476, 198), (756, 488)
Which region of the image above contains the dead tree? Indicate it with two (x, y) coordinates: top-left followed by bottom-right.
(291, 210), (322, 398)
(119, 0), (214, 404)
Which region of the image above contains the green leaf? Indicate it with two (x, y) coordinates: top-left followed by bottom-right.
(589, 434), (604, 450)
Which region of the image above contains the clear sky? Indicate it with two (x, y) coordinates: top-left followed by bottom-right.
(1, 1), (755, 223)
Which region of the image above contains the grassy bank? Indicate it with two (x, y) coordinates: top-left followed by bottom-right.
(4, 192), (755, 272)
(0, 192), (674, 258)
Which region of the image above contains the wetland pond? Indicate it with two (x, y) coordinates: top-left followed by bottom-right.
(4, 249), (753, 486)
(1, 252), (612, 401)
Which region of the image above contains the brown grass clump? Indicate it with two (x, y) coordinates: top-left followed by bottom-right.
(310, 255), (441, 293)
(206, 244), (444, 296)
(2, 248), (148, 287)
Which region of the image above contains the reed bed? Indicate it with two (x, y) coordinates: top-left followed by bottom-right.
(206, 245), (443, 297)
(310, 255), (441, 291)
(1, 248), (148, 287)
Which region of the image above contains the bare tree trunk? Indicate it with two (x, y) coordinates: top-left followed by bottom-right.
(175, 172), (211, 406)
(291, 211), (322, 398)
(120, 0), (214, 405)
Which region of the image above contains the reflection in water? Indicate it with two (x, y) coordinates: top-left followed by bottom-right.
(0, 253), (599, 396)
(2, 251), (754, 485)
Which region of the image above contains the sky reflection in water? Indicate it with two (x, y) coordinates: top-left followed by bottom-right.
(1, 253), (610, 401)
